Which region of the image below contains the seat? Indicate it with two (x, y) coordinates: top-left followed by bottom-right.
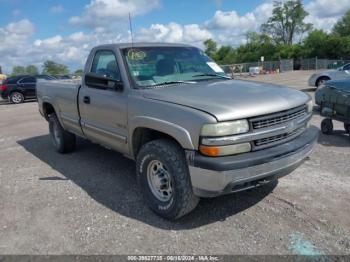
(156, 58), (176, 76)
(106, 60), (120, 80)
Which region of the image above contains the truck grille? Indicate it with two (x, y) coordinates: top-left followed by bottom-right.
(251, 106), (307, 130)
(254, 128), (303, 147)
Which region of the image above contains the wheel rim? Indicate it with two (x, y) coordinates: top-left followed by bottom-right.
(52, 121), (61, 146)
(11, 93), (23, 103)
(147, 160), (173, 202)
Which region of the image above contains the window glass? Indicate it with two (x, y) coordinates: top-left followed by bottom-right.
(122, 46), (227, 88)
(20, 77), (36, 84)
(343, 64), (350, 70)
(91, 50), (120, 81)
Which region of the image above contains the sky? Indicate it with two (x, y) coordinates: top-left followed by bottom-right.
(0, 0), (350, 73)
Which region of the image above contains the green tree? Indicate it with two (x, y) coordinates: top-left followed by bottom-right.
(204, 39), (218, 59)
(74, 69), (84, 76)
(303, 30), (329, 58)
(332, 10), (350, 37)
(42, 60), (69, 76)
(11, 66), (26, 76)
(25, 65), (39, 75)
(261, 0), (312, 45)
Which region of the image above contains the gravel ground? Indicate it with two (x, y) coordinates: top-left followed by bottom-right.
(0, 71), (349, 255)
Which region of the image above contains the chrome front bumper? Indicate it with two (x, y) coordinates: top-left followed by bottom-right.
(188, 127), (318, 197)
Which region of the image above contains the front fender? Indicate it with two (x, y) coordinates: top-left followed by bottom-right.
(129, 116), (195, 152)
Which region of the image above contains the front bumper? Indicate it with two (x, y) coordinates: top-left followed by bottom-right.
(188, 126), (318, 197)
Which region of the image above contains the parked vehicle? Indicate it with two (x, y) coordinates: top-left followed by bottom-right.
(0, 74), (55, 103)
(36, 43), (318, 219)
(315, 79), (350, 135)
(36, 74), (57, 81)
(0, 75), (37, 103)
(308, 63), (350, 87)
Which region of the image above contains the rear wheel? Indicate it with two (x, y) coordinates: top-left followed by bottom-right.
(136, 139), (199, 219)
(49, 113), (76, 153)
(316, 77), (330, 87)
(321, 118), (333, 135)
(344, 123), (350, 133)
(9, 92), (24, 104)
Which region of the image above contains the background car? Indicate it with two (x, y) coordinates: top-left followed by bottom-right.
(308, 63), (350, 87)
(0, 75), (37, 104)
(0, 74), (56, 104)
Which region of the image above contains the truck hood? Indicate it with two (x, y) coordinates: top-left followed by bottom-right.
(142, 80), (310, 121)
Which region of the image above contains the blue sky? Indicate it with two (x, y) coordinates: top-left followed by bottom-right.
(0, 0), (349, 73)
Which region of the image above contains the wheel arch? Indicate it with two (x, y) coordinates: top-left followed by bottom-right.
(130, 117), (195, 158)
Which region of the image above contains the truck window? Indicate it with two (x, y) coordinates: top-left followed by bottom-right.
(91, 50), (121, 82)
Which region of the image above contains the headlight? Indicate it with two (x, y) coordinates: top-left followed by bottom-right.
(306, 100), (313, 113)
(199, 143), (251, 157)
(201, 119), (249, 137)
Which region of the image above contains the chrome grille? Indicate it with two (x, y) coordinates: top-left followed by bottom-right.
(254, 128), (303, 147)
(251, 106), (307, 129)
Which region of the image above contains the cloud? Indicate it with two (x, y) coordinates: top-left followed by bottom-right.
(50, 5), (64, 14)
(305, 0), (350, 32)
(69, 0), (160, 28)
(136, 23), (212, 46)
(204, 1), (274, 45)
(0, 19), (34, 53)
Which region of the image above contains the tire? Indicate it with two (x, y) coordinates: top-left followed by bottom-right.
(49, 113), (76, 153)
(9, 92), (24, 104)
(136, 139), (199, 220)
(344, 123), (350, 133)
(316, 77), (330, 87)
(321, 118), (333, 135)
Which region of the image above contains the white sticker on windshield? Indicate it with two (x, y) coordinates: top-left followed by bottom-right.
(207, 62), (224, 73)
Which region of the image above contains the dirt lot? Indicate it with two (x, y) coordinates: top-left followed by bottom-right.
(0, 71), (349, 255)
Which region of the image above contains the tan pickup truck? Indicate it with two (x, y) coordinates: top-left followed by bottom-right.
(36, 43), (318, 219)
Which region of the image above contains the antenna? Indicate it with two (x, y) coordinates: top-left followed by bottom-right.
(129, 12), (134, 49)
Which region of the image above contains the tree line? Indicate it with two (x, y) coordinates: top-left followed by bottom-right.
(204, 0), (350, 65)
(11, 61), (83, 77)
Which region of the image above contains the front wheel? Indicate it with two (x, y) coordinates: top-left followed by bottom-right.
(321, 118), (333, 135)
(49, 113), (76, 153)
(9, 92), (24, 104)
(136, 139), (199, 219)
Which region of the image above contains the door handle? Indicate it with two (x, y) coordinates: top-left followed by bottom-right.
(83, 96), (90, 104)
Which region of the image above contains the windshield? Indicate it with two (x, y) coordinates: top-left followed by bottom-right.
(122, 46), (228, 88)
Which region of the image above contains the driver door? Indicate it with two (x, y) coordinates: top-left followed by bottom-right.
(79, 50), (128, 154)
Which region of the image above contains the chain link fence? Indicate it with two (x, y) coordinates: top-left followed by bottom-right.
(220, 58), (350, 76)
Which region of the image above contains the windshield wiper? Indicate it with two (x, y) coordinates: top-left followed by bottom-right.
(152, 81), (196, 87)
(191, 73), (231, 79)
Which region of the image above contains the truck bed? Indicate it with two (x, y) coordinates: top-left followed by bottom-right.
(36, 79), (83, 136)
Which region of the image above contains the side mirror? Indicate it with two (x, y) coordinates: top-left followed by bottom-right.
(84, 72), (123, 91)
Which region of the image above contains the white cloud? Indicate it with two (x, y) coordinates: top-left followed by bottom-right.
(0, 19), (34, 53)
(204, 2), (274, 45)
(69, 0), (160, 28)
(50, 5), (64, 14)
(136, 23), (212, 46)
(305, 0), (350, 32)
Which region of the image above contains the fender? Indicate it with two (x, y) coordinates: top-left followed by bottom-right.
(129, 116), (195, 153)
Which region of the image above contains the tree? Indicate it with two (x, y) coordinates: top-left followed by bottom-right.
(333, 10), (350, 37)
(261, 0), (312, 45)
(204, 39), (218, 59)
(74, 69), (84, 76)
(25, 65), (39, 75)
(303, 30), (329, 58)
(11, 66), (26, 76)
(42, 60), (69, 76)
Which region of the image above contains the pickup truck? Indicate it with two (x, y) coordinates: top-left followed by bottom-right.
(37, 43), (318, 219)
